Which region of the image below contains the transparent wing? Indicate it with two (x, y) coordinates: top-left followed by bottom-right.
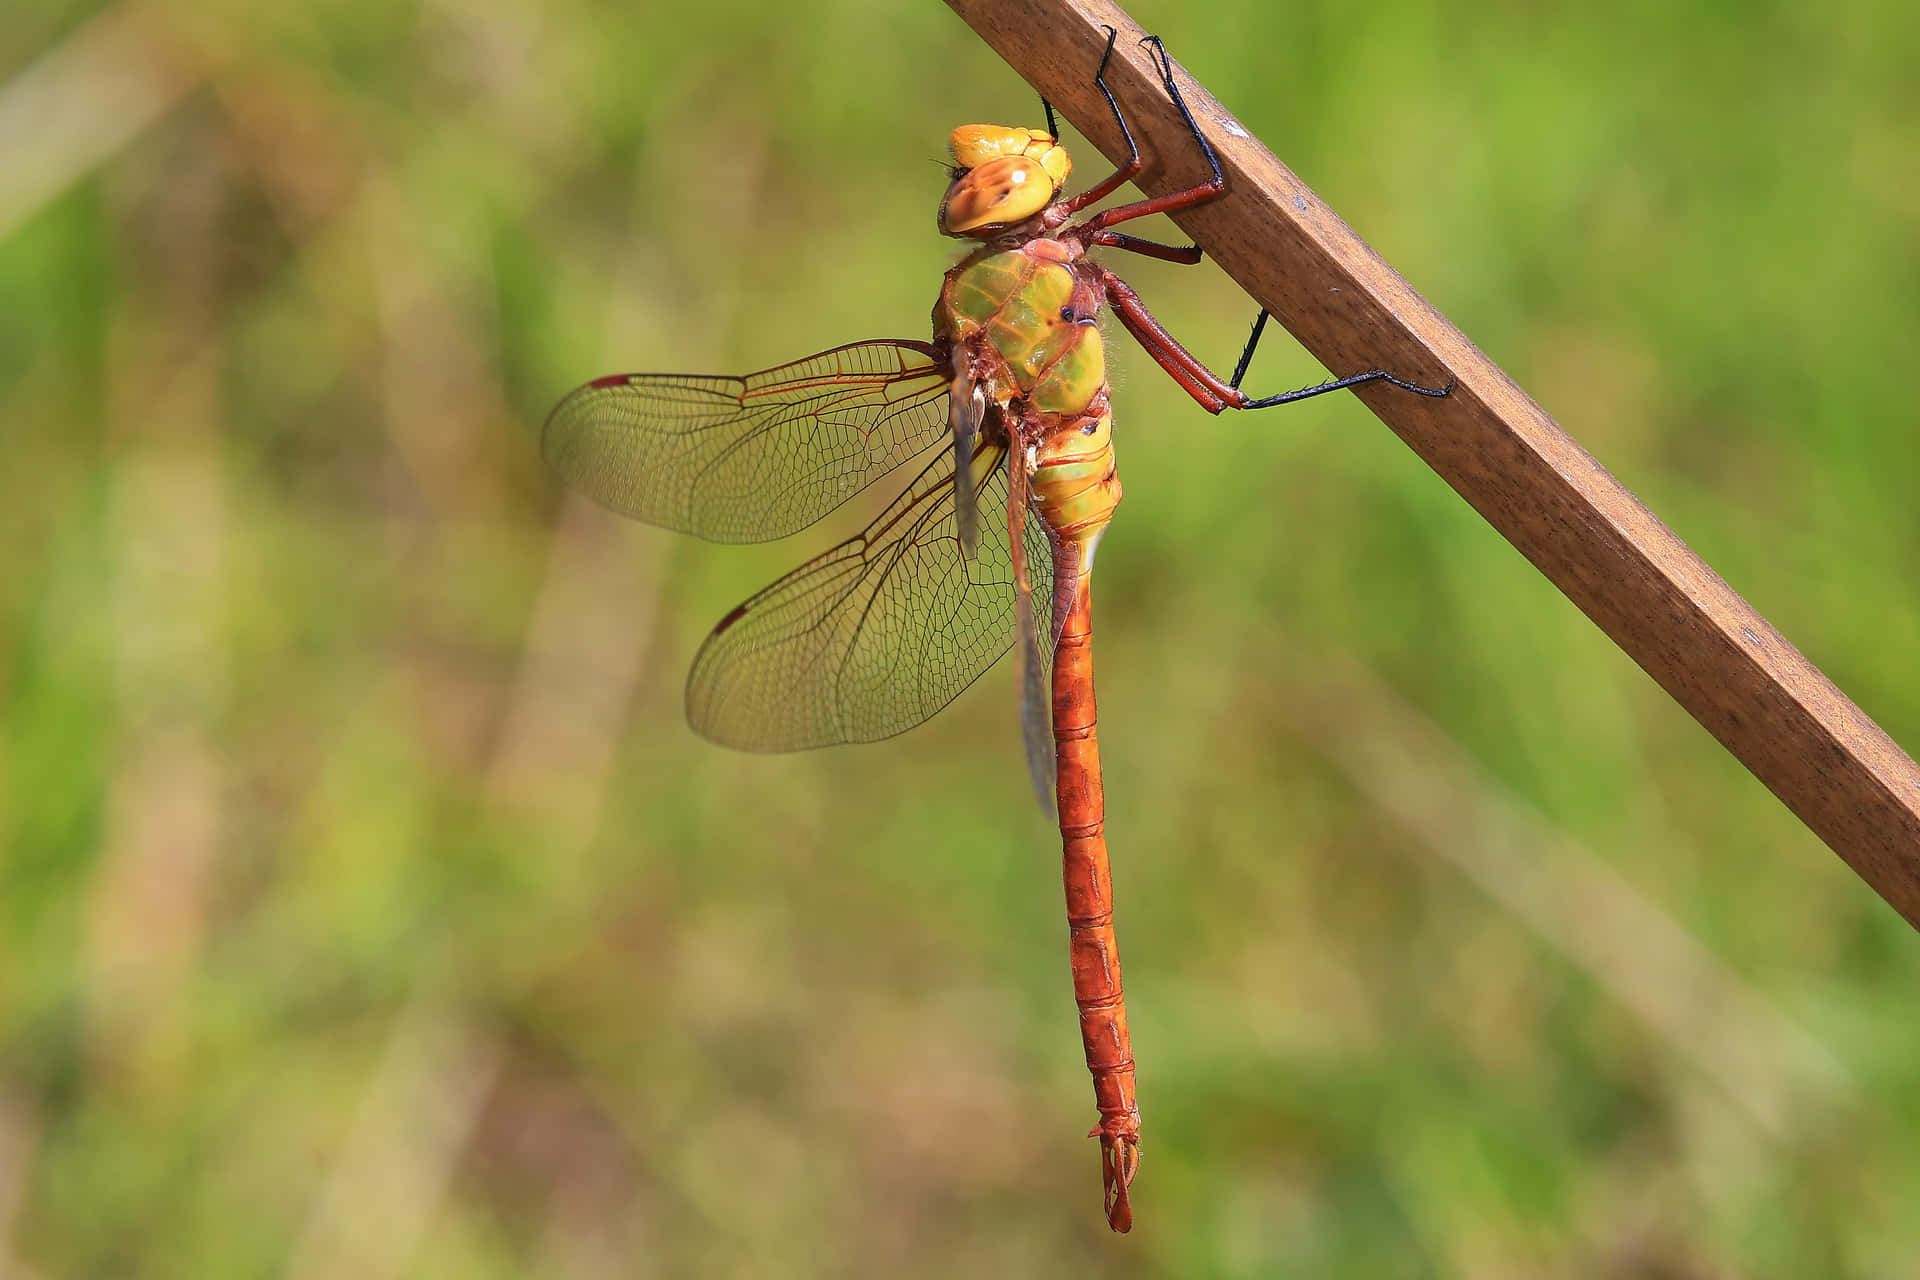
(1006, 446), (1060, 818)
(688, 441), (1055, 750)
(543, 340), (949, 543)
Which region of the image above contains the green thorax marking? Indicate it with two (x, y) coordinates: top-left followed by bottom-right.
(943, 250), (1106, 417)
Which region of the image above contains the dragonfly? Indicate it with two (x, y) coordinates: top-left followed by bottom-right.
(543, 30), (1449, 1233)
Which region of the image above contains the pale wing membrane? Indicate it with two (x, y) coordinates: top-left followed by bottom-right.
(1006, 447), (1060, 818)
(949, 356), (983, 555)
(543, 340), (949, 543)
(689, 442), (1055, 751)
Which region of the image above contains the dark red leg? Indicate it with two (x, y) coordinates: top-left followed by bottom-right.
(1077, 37), (1226, 233)
(1059, 28), (1145, 215)
(1096, 265), (1452, 413)
(1089, 230), (1203, 265)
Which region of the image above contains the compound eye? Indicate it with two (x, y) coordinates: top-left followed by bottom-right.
(938, 155), (1053, 235)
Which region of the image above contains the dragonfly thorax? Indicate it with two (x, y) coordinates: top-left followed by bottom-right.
(939, 125), (1071, 238)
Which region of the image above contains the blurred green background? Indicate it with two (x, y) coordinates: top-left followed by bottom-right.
(4, 0), (1919, 1274)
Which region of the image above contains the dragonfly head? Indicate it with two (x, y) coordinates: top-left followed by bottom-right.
(939, 125), (1071, 238)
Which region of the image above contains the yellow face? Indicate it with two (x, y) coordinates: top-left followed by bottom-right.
(938, 125), (1073, 237)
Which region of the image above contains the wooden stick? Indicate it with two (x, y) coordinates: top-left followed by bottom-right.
(944, 0), (1920, 926)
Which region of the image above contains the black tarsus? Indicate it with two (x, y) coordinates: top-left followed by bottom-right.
(1059, 27), (1144, 216)
(1240, 368), (1455, 410)
(1093, 26), (1131, 157)
(1139, 35), (1223, 202)
(1230, 310), (1270, 390)
(1230, 308), (1452, 403)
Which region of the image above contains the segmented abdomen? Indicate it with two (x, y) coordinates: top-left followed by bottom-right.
(1032, 408), (1120, 577)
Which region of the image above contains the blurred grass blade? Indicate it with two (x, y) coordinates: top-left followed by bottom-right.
(1280, 640), (1856, 1137)
(0, 3), (200, 241)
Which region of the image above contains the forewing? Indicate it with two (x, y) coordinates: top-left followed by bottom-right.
(688, 442), (1055, 751)
(543, 340), (949, 543)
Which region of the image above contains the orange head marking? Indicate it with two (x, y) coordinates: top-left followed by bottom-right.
(939, 125), (1072, 237)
